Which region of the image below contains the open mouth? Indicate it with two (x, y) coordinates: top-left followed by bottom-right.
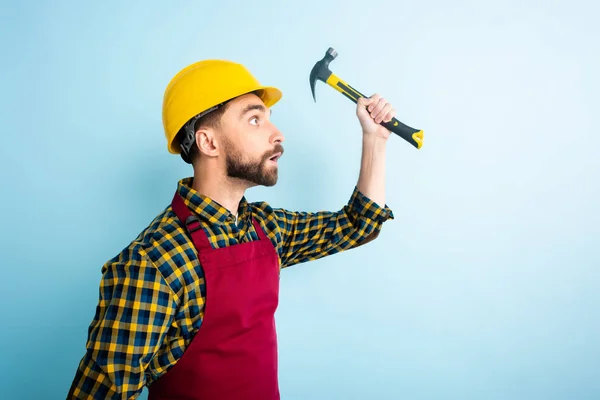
(268, 152), (282, 163)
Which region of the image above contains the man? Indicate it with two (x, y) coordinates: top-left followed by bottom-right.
(67, 59), (395, 399)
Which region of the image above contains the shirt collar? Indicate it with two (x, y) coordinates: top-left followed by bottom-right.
(176, 177), (251, 225)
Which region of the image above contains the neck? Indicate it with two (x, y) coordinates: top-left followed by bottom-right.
(191, 161), (248, 218)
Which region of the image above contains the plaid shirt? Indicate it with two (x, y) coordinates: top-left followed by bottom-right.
(67, 177), (394, 399)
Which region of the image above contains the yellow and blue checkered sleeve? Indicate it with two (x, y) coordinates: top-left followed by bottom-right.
(67, 248), (177, 399)
(271, 186), (394, 268)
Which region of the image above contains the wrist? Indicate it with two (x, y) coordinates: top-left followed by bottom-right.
(362, 133), (388, 149)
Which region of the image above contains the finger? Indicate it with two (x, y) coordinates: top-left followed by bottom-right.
(371, 98), (389, 122)
(383, 107), (396, 123)
(358, 96), (374, 109)
(381, 104), (396, 122)
(368, 97), (384, 118)
(366, 93), (381, 112)
(375, 103), (393, 123)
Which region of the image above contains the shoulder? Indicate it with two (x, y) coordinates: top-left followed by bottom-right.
(248, 200), (285, 232)
(249, 200), (295, 225)
(248, 199), (273, 215)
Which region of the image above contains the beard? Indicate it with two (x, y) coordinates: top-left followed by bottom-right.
(222, 137), (284, 187)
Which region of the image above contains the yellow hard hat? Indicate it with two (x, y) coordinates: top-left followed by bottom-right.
(162, 59), (283, 155)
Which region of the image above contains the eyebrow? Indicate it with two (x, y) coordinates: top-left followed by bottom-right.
(239, 103), (272, 119)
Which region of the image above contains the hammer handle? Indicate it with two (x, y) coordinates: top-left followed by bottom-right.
(381, 118), (424, 150)
(325, 73), (423, 149)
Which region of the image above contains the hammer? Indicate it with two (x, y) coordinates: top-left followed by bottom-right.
(310, 47), (423, 149)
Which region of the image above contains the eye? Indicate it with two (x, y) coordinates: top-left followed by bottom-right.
(249, 116), (260, 126)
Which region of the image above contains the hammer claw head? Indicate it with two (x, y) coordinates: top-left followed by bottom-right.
(309, 68), (318, 101)
(309, 47), (337, 102)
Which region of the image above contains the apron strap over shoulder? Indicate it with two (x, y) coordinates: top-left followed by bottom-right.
(171, 192), (212, 251)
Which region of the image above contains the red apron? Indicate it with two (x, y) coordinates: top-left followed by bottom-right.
(148, 192), (281, 400)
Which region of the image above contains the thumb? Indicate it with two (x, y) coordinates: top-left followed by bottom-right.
(358, 96), (373, 107)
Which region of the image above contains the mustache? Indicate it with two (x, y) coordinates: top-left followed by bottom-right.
(264, 144), (284, 160)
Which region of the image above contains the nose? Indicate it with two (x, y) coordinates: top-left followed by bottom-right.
(270, 122), (285, 145)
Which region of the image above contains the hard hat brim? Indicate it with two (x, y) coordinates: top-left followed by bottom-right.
(253, 85), (283, 108)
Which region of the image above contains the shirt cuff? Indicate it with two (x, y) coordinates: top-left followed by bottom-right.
(347, 186), (395, 222)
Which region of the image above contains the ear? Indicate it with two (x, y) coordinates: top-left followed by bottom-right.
(195, 128), (220, 157)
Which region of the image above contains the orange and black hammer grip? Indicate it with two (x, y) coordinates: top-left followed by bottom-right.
(325, 73), (423, 149)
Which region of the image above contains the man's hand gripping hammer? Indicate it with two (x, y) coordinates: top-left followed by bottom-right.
(310, 47), (423, 149)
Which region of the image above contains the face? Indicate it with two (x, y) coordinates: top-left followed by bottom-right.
(217, 93), (285, 187)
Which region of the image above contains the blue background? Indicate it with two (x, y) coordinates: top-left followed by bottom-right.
(1, 0), (599, 399)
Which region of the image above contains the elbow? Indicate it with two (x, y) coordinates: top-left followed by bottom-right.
(356, 229), (380, 247)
